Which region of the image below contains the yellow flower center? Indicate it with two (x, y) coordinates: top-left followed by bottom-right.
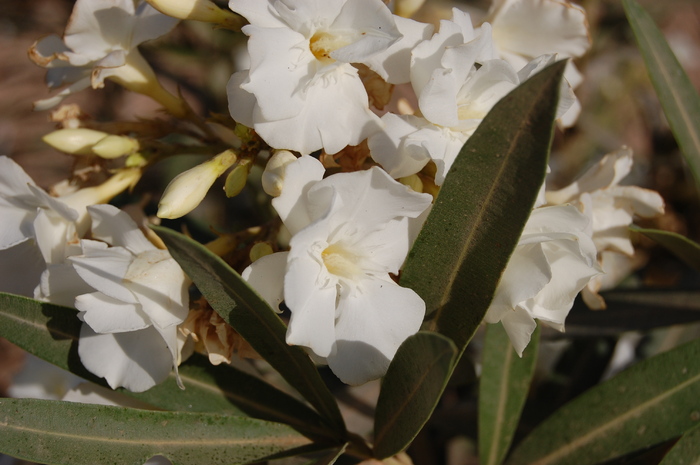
(322, 243), (363, 280)
(309, 31), (350, 65)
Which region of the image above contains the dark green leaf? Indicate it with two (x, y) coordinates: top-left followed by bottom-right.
(631, 225), (700, 271)
(658, 422), (700, 465)
(0, 292), (331, 439)
(623, 0), (700, 191)
(401, 60), (565, 351)
(373, 332), (458, 459)
(479, 324), (540, 465)
(152, 226), (346, 436)
(507, 337), (700, 465)
(0, 398), (310, 465)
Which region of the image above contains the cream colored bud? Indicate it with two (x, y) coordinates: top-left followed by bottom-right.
(249, 242), (274, 263)
(42, 128), (108, 155)
(91, 135), (140, 159)
(146, 0), (243, 29)
(262, 150), (297, 197)
(157, 150), (238, 219)
(224, 159), (251, 198)
(399, 174), (423, 193)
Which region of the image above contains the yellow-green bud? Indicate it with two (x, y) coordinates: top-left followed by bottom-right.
(146, 0), (243, 28)
(262, 150), (297, 197)
(157, 149), (238, 219)
(91, 135), (140, 159)
(224, 160), (251, 198)
(42, 128), (108, 155)
(249, 242), (274, 263)
(125, 152), (148, 168)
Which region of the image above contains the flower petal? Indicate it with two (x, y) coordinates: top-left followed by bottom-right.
(241, 252), (288, 313)
(76, 291), (150, 333)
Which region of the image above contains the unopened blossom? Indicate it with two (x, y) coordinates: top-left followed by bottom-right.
(243, 156), (432, 385)
(157, 150), (238, 219)
(39, 204), (189, 392)
(546, 147), (664, 308)
(29, 0), (183, 116)
(0, 156), (139, 296)
(368, 9), (574, 184)
(227, 0), (432, 154)
(485, 204), (602, 356)
(483, 0), (590, 126)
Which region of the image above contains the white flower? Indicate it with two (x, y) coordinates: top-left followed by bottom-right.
(484, 204), (602, 356)
(39, 204), (189, 392)
(29, 0), (182, 115)
(0, 156), (138, 297)
(546, 147), (664, 308)
(226, 0), (430, 154)
(368, 9), (574, 184)
(484, 0), (591, 126)
(243, 156), (432, 385)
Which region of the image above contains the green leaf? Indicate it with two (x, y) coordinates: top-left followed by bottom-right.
(630, 225), (700, 271)
(0, 398), (311, 465)
(400, 60), (565, 351)
(623, 0), (700, 191)
(658, 422), (700, 465)
(152, 226), (346, 436)
(373, 332), (458, 459)
(507, 337), (700, 465)
(0, 292), (331, 439)
(479, 324), (540, 465)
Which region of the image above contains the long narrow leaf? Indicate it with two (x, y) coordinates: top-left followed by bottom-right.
(373, 332), (458, 459)
(400, 60), (565, 351)
(507, 337), (700, 465)
(0, 398), (311, 465)
(658, 422), (700, 465)
(623, 0), (700, 190)
(630, 225), (700, 271)
(479, 324), (540, 465)
(0, 292), (331, 439)
(152, 226), (346, 436)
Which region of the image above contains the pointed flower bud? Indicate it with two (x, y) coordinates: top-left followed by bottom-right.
(224, 159), (252, 198)
(157, 150), (238, 219)
(146, 0), (243, 29)
(42, 129), (109, 155)
(91, 135), (140, 159)
(261, 150), (297, 197)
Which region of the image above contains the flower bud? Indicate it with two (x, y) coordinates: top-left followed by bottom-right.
(157, 150), (238, 219)
(91, 135), (140, 159)
(249, 242), (274, 263)
(42, 128), (109, 155)
(146, 0), (243, 29)
(261, 150), (297, 197)
(224, 159), (251, 198)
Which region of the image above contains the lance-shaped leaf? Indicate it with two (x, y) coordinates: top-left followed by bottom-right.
(400, 61), (565, 350)
(152, 226), (346, 436)
(623, 0), (700, 190)
(0, 292), (331, 439)
(658, 421), (700, 465)
(0, 398), (312, 465)
(479, 324), (540, 465)
(507, 337), (700, 465)
(630, 225), (700, 271)
(373, 332), (458, 459)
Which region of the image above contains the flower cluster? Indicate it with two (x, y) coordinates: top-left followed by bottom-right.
(1, 0), (667, 396)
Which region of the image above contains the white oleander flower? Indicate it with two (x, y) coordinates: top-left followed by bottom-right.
(242, 156), (432, 385)
(38, 204), (189, 392)
(226, 0), (431, 155)
(368, 8), (574, 184)
(484, 0), (591, 126)
(29, 0), (183, 115)
(546, 147), (665, 308)
(485, 204), (602, 355)
(0, 156), (138, 296)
